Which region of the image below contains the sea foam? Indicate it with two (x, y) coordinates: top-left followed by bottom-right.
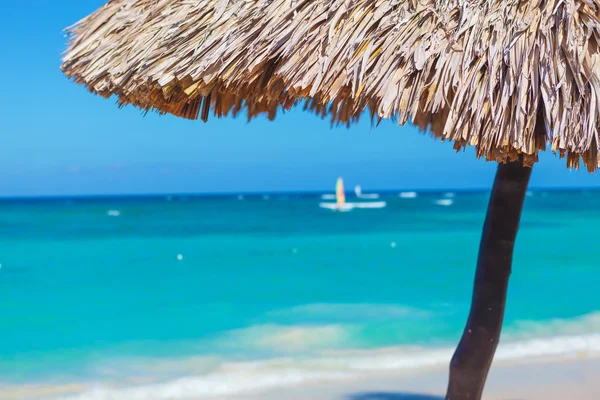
(48, 312), (600, 399)
(52, 331), (600, 400)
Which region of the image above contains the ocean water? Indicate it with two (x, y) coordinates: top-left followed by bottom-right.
(1, 190), (600, 399)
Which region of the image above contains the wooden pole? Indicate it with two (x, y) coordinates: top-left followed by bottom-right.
(445, 160), (532, 400)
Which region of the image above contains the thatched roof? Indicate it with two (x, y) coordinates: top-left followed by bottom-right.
(62, 0), (600, 171)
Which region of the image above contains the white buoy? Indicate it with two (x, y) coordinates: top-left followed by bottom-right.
(177, 254), (183, 261)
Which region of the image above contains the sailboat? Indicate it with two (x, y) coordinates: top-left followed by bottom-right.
(319, 178), (386, 211)
(354, 185), (380, 199)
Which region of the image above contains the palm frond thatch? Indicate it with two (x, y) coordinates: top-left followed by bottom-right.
(62, 0), (600, 171)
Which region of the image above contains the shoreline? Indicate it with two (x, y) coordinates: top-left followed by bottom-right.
(3, 355), (600, 400)
(229, 356), (600, 400)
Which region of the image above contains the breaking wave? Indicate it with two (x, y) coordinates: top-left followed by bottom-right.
(45, 312), (600, 400)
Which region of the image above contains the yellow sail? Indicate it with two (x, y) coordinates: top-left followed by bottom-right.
(336, 177), (345, 206)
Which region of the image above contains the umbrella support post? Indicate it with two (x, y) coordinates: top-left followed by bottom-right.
(445, 160), (532, 400)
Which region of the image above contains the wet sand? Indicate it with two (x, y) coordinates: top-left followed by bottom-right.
(2, 356), (599, 400)
(230, 357), (600, 400)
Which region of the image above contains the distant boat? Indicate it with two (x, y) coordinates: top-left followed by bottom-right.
(320, 177), (386, 211)
(354, 185), (380, 199)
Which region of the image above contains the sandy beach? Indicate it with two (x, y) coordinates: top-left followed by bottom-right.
(2, 356), (599, 400)
(232, 357), (600, 400)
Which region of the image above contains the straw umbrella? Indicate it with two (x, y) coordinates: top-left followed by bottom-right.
(61, 1), (600, 398)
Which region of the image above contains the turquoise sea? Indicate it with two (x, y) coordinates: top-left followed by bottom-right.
(2, 190), (600, 399)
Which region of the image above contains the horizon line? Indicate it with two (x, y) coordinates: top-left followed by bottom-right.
(0, 186), (599, 201)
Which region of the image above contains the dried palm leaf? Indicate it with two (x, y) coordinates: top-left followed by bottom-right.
(62, 0), (600, 171)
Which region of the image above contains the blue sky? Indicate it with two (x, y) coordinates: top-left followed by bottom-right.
(1, 2), (598, 196)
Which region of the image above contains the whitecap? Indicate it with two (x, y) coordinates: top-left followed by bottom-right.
(107, 210), (121, 217)
(399, 191), (418, 199)
(53, 369), (353, 400)
(435, 199), (453, 206)
(505, 311), (600, 340)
